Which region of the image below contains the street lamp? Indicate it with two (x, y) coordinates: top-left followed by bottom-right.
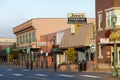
(50, 36), (57, 71)
(111, 15), (118, 76)
(40, 50), (43, 69)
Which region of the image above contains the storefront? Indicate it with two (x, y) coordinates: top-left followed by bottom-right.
(98, 38), (120, 69)
(60, 23), (95, 64)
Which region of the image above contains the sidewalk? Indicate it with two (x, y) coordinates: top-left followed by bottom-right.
(103, 76), (120, 80)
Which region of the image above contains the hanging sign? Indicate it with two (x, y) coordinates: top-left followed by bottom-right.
(67, 13), (87, 24)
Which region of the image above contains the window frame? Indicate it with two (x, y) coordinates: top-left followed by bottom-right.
(97, 11), (103, 31)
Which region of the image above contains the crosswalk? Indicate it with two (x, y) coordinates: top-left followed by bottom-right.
(0, 69), (75, 78)
(80, 75), (101, 79)
(0, 74), (3, 76)
(0, 68), (102, 79)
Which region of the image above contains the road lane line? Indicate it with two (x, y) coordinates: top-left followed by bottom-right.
(6, 69), (13, 71)
(80, 75), (101, 79)
(12, 74), (24, 76)
(58, 74), (74, 77)
(22, 69), (29, 71)
(35, 74), (48, 76)
(0, 74), (4, 76)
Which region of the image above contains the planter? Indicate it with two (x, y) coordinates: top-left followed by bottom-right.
(70, 64), (77, 71)
(60, 65), (67, 71)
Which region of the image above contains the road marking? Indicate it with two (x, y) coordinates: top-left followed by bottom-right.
(80, 75), (101, 79)
(26, 76), (49, 80)
(22, 69), (29, 71)
(12, 74), (24, 76)
(6, 69), (13, 71)
(35, 74), (48, 76)
(0, 74), (4, 76)
(58, 74), (74, 77)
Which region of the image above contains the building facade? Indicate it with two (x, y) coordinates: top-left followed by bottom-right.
(13, 18), (70, 68)
(96, 0), (120, 69)
(60, 23), (95, 62)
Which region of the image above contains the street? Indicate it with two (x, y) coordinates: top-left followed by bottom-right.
(0, 65), (112, 80)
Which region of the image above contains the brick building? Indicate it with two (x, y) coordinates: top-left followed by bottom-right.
(96, 0), (120, 69)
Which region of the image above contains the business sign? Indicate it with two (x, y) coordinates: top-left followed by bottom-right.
(37, 42), (46, 46)
(67, 13), (87, 24)
(100, 38), (109, 44)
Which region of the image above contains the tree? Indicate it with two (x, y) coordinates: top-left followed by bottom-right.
(67, 47), (76, 63)
(109, 31), (120, 40)
(9, 43), (19, 61)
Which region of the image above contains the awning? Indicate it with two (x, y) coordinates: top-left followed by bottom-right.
(50, 47), (62, 53)
(60, 23), (94, 49)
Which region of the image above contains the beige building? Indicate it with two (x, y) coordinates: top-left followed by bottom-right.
(13, 18), (70, 49)
(13, 18), (70, 68)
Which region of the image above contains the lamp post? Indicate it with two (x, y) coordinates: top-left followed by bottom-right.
(40, 50), (43, 69)
(111, 15), (118, 76)
(50, 36), (57, 71)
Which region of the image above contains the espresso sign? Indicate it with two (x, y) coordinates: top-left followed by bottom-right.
(67, 13), (87, 24)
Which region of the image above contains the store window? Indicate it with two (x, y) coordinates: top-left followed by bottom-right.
(98, 45), (103, 59)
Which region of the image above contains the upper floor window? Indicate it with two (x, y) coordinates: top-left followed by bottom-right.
(20, 35), (22, 45)
(114, 9), (120, 26)
(26, 34), (28, 43)
(29, 32), (31, 43)
(106, 10), (114, 28)
(98, 13), (102, 29)
(32, 31), (36, 42)
(17, 36), (19, 46)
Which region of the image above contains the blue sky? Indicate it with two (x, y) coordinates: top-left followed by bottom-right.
(0, 0), (95, 38)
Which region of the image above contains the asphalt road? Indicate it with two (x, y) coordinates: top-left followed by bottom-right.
(0, 65), (112, 80)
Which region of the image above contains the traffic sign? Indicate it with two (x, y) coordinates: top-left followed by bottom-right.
(6, 48), (10, 54)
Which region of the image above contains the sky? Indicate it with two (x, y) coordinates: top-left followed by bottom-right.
(0, 0), (95, 38)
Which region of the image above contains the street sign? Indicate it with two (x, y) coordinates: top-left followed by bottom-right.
(6, 48), (10, 54)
